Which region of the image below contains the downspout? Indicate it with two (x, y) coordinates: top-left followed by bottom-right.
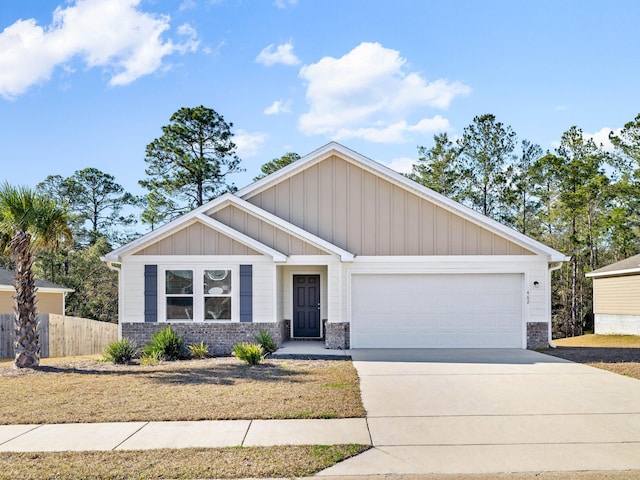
(105, 261), (122, 339)
(547, 262), (564, 348)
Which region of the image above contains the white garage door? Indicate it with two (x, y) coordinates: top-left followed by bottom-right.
(350, 273), (523, 348)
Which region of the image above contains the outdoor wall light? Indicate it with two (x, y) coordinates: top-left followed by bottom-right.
(533, 281), (540, 288)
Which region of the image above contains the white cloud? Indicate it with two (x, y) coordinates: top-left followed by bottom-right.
(256, 42), (300, 66)
(235, 130), (268, 157)
(179, 0), (197, 11)
(0, 0), (199, 99)
(584, 127), (622, 153)
(274, 0), (298, 8)
(264, 99), (292, 115)
(297, 42), (470, 142)
(334, 116), (450, 143)
(385, 156), (415, 174)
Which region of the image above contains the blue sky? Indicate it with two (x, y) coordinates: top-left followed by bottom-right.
(1, 0), (638, 202)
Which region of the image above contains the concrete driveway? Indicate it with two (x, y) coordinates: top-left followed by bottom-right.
(319, 349), (640, 476)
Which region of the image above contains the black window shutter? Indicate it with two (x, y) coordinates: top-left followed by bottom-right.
(239, 265), (253, 323)
(144, 265), (158, 322)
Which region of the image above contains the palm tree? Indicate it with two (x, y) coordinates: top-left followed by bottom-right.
(0, 184), (72, 368)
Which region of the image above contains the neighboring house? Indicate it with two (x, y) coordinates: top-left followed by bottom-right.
(0, 268), (73, 315)
(103, 143), (566, 352)
(586, 253), (640, 335)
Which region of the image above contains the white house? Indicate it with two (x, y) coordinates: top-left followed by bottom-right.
(103, 143), (566, 353)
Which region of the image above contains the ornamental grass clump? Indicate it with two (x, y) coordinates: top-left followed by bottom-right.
(254, 330), (277, 354)
(142, 326), (185, 361)
(232, 342), (265, 365)
(103, 337), (137, 364)
(188, 341), (209, 359)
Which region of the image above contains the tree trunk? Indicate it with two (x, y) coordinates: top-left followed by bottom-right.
(571, 252), (578, 337)
(11, 231), (40, 368)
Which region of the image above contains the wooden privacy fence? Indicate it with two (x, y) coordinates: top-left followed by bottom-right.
(0, 314), (117, 358)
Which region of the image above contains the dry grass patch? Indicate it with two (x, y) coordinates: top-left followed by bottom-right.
(553, 334), (640, 347)
(583, 361), (640, 379)
(0, 444), (368, 480)
(0, 357), (365, 424)
(545, 334), (640, 380)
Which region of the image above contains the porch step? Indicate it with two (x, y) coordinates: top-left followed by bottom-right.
(269, 340), (350, 360)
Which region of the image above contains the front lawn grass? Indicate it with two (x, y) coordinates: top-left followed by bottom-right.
(545, 334), (640, 380)
(0, 357), (365, 424)
(0, 444), (369, 480)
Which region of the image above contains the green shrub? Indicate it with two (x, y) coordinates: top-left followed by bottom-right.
(254, 330), (277, 354)
(188, 341), (209, 359)
(232, 342), (265, 365)
(140, 351), (161, 366)
(142, 326), (185, 361)
(103, 337), (137, 364)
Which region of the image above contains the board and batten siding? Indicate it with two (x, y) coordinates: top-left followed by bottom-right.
(134, 222), (261, 256)
(593, 275), (640, 315)
(211, 205), (327, 256)
(120, 256), (275, 323)
(244, 155), (534, 257)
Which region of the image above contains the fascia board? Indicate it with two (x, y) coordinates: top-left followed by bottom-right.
(347, 152), (567, 262)
(223, 196), (355, 261)
(194, 214), (287, 262)
(103, 194), (238, 262)
(238, 141), (565, 263)
(0, 286), (74, 293)
(586, 267), (640, 278)
(235, 143), (342, 199)
(102, 217), (200, 262)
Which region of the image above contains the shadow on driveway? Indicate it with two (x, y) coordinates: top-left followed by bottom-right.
(350, 348), (572, 365)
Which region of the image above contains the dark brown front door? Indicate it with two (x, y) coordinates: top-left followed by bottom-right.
(293, 275), (320, 337)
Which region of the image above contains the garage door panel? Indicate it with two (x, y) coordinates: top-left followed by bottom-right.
(350, 274), (523, 348)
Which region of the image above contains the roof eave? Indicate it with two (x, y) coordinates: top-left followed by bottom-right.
(238, 142), (566, 263)
(586, 267), (640, 278)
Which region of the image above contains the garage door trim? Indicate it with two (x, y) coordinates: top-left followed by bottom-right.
(347, 271), (527, 349)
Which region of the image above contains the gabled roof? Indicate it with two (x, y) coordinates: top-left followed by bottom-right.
(238, 142), (567, 263)
(206, 195), (355, 261)
(104, 193), (354, 262)
(107, 142), (566, 264)
(103, 212), (286, 262)
(0, 268), (74, 293)
(586, 253), (640, 278)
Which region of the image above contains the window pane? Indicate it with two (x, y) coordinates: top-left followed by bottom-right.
(204, 270), (232, 294)
(166, 297), (193, 320)
(166, 270), (193, 294)
(204, 297), (231, 320)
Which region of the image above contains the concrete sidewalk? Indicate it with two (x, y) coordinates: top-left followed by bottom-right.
(0, 418), (371, 452)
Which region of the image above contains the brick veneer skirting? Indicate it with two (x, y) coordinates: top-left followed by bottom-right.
(121, 321), (288, 356)
(526, 322), (548, 349)
(325, 322), (350, 350)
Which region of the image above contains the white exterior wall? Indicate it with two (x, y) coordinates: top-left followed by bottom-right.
(119, 255), (275, 323)
(120, 260), (145, 323)
(528, 262), (550, 321)
(340, 255), (552, 347)
(595, 314), (640, 335)
(342, 255), (551, 321)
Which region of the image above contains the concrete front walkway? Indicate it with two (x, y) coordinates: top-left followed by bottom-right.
(0, 418), (370, 452)
(320, 349), (640, 476)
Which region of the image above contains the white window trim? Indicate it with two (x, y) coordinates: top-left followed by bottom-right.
(159, 265), (239, 322)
